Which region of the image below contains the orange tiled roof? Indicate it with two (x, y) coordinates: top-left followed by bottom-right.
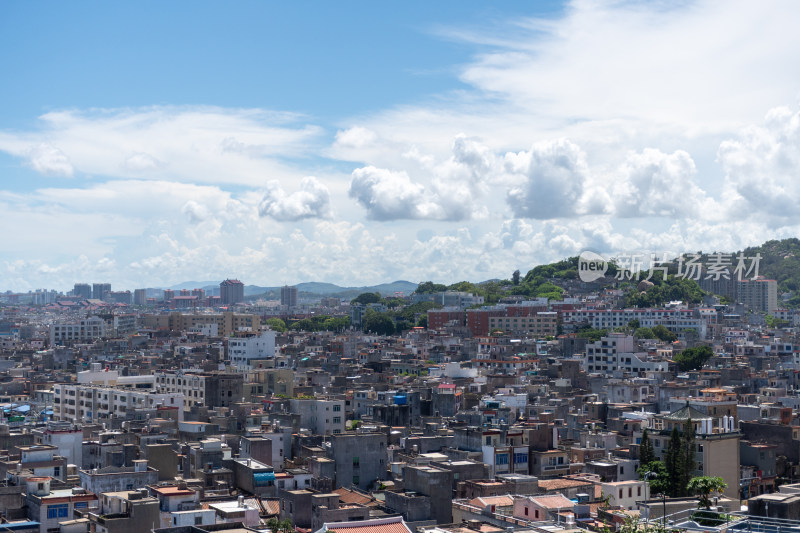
(325, 517), (411, 533)
(262, 499), (280, 516)
(538, 478), (592, 491)
(332, 487), (375, 506)
(529, 494), (575, 509)
(468, 495), (514, 508)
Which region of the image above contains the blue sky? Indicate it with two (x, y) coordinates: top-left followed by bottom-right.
(0, 2), (560, 123)
(3, 1), (800, 291)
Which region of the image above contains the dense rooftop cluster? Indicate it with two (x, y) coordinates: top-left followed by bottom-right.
(0, 271), (798, 533)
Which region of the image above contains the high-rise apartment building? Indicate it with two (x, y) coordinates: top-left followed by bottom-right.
(220, 279), (245, 305)
(737, 278), (778, 313)
(73, 283), (92, 299)
(133, 288), (147, 306)
(280, 285), (298, 308)
(107, 290), (132, 305)
(92, 283), (111, 300)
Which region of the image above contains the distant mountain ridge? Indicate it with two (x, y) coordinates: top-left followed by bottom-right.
(166, 280), (419, 298)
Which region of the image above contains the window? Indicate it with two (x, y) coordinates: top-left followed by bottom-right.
(514, 453), (528, 464)
(333, 404), (341, 412)
(353, 476), (359, 485)
(353, 457), (359, 466)
(333, 417), (341, 424)
(74, 502), (88, 509)
(47, 504), (69, 519)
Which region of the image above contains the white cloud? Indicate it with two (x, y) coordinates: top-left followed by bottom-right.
(456, 0), (800, 138)
(27, 143), (73, 176)
(719, 106), (800, 222)
(504, 138), (592, 219)
(349, 166), (442, 220)
(334, 126), (377, 149)
(124, 152), (162, 172)
(182, 201), (208, 223)
(6, 3), (800, 290)
(611, 148), (713, 218)
(0, 106), (322, 186)
(258, 176), (332, 221)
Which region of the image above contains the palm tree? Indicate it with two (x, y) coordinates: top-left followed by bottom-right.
(687, 476), (727, 509)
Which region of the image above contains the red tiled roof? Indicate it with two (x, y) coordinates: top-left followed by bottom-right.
(332, 487), (375, 506)
(529, 494), (575, 509)
(324, 517), (411, 533)
(538, 478), (592, 491)
(262, 499), (280, 516)
(468, 495), (514, 508)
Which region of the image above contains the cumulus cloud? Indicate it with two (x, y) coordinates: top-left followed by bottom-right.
(7, 3), (800, 290)
(349, 166), (442, 220)
(504, 139), (592, 219)
(182, 201), (208, 223)
(258, 176), (332, 221)
(451, 134), (495, 184)
(611, 149), (712, 218)
(27, 143), (73, 176)
(334, 126), (377, 149)
(719, 106), (800, 220)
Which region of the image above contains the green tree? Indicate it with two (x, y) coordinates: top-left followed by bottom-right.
(639, 460), (669, 496)
(447, 281), (477, 292)
(395, 319), (412, 332)
(628, 319), (641, 329)
(416, 315), (428, 328)
(392, 301), (441, 323)
(664, 427), (686, 497)
(687, 476), (727, 509)
(634, 327), (656, 339)
(415, 281), (447, 294)
(652, 324), (677, 342)
(322, 317), (350, 332)
(639, 428), (655, 466)
(682, 418), (696, 494)
(265, 317), (287, 332)
(576, 327), (608, 342)
(383, 296), (405, 309)
(290, 318), (314, 331)
(512, 269), (521, 286)
(674, 345), (714, 371)
(351, 292), (382, 305)
(362, 310), (395, 335)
